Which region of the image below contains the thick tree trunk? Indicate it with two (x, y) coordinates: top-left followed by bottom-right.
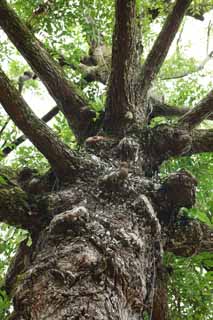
(0, 1), (212, 319)
(6, 169), (162, 319)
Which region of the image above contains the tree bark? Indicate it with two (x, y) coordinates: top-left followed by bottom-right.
(105, 0), (143, 134)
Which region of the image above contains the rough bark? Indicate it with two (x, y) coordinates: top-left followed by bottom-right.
(104, 0), (143, 134)
(2, 156), (163, 319)
(166, 219), (213, 256)
(1, 147), (211, 319)
(141, 125), (213, 173)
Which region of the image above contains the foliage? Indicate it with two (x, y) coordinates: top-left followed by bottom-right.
(166, 253), (213, 320)
(0, 225), (28, 319)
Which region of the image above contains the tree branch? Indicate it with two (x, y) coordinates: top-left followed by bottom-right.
(161, 51), (213, 81)
(1, 106), (60, 158)
(147, 98), (189, 121)
(165, 219), (213, 257)
(139, 0), (192, 99)
(178, 90), (213, 129)
(104, 0), (143, 133)
(0, 117), (10, 137)
(189, 129), (213, 155)
(146, 97), (213, 123)
(148, 0), (207, 22)
(0, 67), (80, 179)
(0, 0), (95, 140)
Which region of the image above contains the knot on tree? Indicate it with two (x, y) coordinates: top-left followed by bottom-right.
(49, 206), (89, 234)
(166, 220), (205, 257)
(99, 161), (129, 191)
(153, 169), (197, 224)
(144, 125), (192, 173)
(116, 137), (140, 162)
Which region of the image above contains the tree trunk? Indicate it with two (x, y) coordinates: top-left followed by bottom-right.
(0, 1), (212, 319)
(5, 165), (163, 319)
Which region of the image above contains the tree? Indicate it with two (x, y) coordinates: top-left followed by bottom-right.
(0, 0), (212, 319)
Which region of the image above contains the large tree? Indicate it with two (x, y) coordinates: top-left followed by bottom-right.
(0, 0), (212, 319)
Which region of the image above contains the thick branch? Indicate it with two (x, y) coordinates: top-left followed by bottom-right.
(1, 106), (60, 158)
(147, 98), (213, 123)
(140, 0), (192, 99)
(105, 0), (143, 133)
(189, 129), (213, 155)
(151, 169), (197, 224)
(147, 98), (189, 121)
(178, 90), (213, 129)
(148, 0), (206, 21)
(165, 219), (213, 256)
(0, 0), (95, 140)
(0, 68), (79, 178)
(142, 125), (213, 174)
